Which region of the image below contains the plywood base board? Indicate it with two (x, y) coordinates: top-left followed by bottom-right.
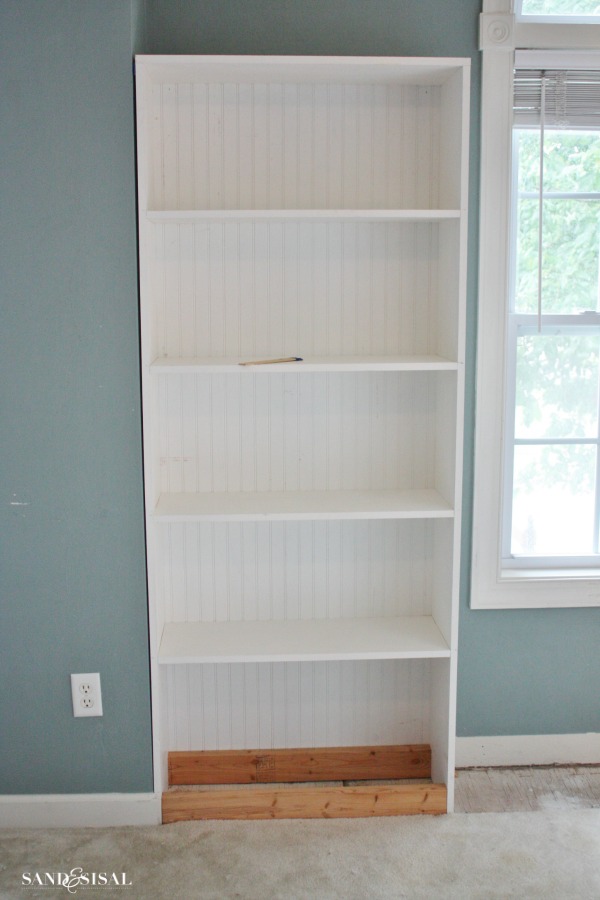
(162, 782), (447, 822)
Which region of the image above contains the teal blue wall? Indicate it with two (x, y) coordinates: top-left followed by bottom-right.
(142, 0), (479, 57)
(1, 0), (598, 795)
(0, 1), (152, 793)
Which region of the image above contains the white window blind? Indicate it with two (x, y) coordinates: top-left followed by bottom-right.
(514, 67), (600, 126)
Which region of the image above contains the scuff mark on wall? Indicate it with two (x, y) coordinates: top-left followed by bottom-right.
(10, 494), (30, 507)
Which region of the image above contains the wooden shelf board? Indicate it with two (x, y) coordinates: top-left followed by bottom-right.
(158, 615), (450, 664)
(162, 782), (447, 821)
(150, 354), (459, 374)
(154, 489), (454, 522)
(146, 208), (461, 224)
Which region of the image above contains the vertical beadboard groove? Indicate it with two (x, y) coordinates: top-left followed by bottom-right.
(235, 84), (241, 209)
(181, 522), (190, 624)
(369, 85), (375, 209)
(326, 83), (331, 209)
(218, 84), (225, 208)
(428, 87), (435, 209)
(159, 85), (165, 208)
(206, 227), (213, 357)
(385, 85), (390, 213)
(160, 227), (167, 357)
(354, 86), (360, 207)
(175, 84), (181, 208)
(240, 661), (247, 749)
(204, 84), (211, 209)
(190, 85), (197, 209)
(220, 225), (226, 357)
(213, 664), (220, 749)
(249, 84), (255, 209)
(210, 523), (217, 624)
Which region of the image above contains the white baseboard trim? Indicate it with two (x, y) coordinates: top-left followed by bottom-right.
(456, 733), (600, 769)
(3, 736), (598, 826)
(0, 793), (161, 828)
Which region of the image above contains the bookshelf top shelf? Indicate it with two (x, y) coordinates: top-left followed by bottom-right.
(136, 55), (470, 87)
(158, 614), (451, 664)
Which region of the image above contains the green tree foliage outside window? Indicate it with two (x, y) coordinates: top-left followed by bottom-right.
(516, 131), (600, 315)
(521, 0), (600, 16)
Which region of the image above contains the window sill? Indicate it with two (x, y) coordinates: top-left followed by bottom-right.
(500, 567), (600, 582)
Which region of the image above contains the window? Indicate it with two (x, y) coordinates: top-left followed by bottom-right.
(505, 65), (600, 568)
(472, 1), (600, 608)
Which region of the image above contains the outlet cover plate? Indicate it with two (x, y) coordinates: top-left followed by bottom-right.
(71, 672), (103, 718)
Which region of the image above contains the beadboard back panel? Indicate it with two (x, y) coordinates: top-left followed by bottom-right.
(149, 81), (446, 212)
(155, 372), (456, 499)
(158, 519), (455, 624)
(149, 221), (460, 364)
(165, 659), (433, 751)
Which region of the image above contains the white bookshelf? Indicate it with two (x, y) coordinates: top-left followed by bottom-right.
(136, 54), (469, 815)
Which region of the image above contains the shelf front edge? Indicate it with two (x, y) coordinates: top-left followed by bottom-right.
(149, 355), (460, 374)
(145, 208), (462, 224)
(153, 490), (454, 522)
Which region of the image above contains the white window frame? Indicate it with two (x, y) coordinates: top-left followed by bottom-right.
(472, 0), (600, 608)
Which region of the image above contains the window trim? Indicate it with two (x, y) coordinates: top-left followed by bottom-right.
(471, 0), (600, 608)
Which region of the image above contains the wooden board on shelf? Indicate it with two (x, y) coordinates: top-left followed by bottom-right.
(162, 782), (447, 821)
(168, 744), (432, 785)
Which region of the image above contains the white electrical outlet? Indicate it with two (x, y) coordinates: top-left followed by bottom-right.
(70, 672), (103, 718)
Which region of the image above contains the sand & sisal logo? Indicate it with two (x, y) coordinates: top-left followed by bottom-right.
(21, 868), (132, 893)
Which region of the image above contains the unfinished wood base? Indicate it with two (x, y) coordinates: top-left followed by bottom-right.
(163, 744), (445, 821)
(169, 744), (431, 785)
(162, 782), (447, 822)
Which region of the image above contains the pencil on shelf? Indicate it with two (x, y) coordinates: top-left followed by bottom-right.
(239, 357), (303, 366)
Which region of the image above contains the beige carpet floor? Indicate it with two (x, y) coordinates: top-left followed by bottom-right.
(1, 809), (599, 899)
